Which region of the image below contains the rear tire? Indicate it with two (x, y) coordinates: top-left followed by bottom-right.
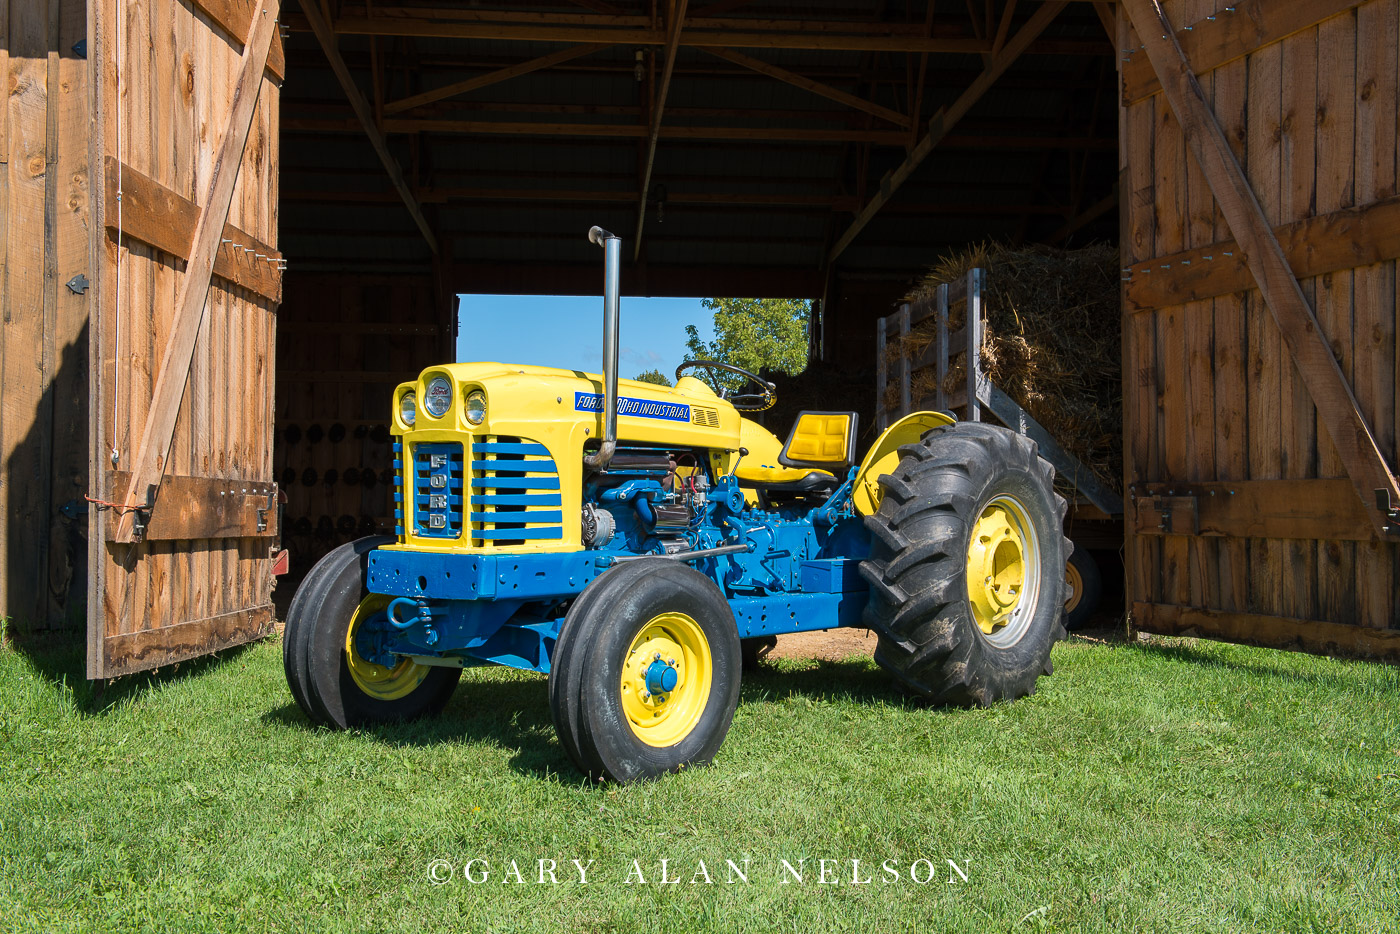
(1063, 547), (1103, 631)
(549, 559), (741, 782)
(284, 536), (460, 728)
(860, 422), (1068, 706)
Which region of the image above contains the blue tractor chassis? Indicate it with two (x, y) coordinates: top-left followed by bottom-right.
(356, 471), (871, 675)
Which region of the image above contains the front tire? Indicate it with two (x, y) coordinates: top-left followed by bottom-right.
(860, 422), (1068, 706)
(549, 559), (742, 782)
(284, 536), (460, 728)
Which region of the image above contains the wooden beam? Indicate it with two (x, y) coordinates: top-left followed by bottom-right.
(114, 0), (281, 543)
(1090, 1), (1116, 41)
(700, 47), (910, 128)
(1132, 602), (1400, 663)
(187, 0), (286, 79)
(1124, 195), (1400, 313)
(632, 0), (688, 260)
(1121, 0), (1400, 536)
(1130, 479), (1377, 542)
(827, 0), (1068, 262)
(991, 0), (1019, 56)
(110, 473), (279, 540)
(1121, 0), (1362, 104)
(297, 0), (438, 253)
(100, 606), (276, 678)
(316, 13), (1103, 55)
(103, 157), (282, 302)
(382, 43), (610, 115)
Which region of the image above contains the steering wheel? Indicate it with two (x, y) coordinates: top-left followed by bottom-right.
(675, 360), (777, 411)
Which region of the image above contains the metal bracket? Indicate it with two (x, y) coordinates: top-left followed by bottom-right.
(130, 486), (156, 542)
(65, 273), (89, 294)
(256, 491), (275, 533)
(1377, 489), (1400, 536)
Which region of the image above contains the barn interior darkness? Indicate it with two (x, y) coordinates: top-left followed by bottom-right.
(272, 1), (1119, 570)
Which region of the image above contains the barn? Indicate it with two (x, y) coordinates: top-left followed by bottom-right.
(1, 0), (1396, 678)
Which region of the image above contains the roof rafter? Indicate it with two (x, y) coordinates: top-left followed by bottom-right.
(700, 46), (910, 128)
(827, 0), (1067, 263)
(633, 0), (689, 261)
(383, 43), (611, 115)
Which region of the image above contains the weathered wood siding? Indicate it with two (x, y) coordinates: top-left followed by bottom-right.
(1120, 0), (1400, 659)
(87, 0), (285, 677)
(0, 0), (91, 637)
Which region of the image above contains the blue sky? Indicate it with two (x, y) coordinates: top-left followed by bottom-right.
(456, 294), (714, 382)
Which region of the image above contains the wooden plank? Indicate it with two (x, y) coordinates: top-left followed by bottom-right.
(102, 157), (281, 301)
(100, 604), (275, 677)
(187, 0), (286, 80)
(1352, 0), (1398, 630)
(108, 475), (278, 543)
(632, 0), (688, 259)
(1279, 25), (1319, 621)
(1130, 479), (1376, 542)
(935, 284), (949, 410)
(701, 46), (911, 127)
(114, 0), (281, 543)
(297, 0), (437, 253)
(383, 42), (610, 116)
(1122, 0), (1400, 538)
(826, 0), (1068, 263)
(1121, 0), (1361, 104)
(1123, 195), (1400, 313)
(1133, 601), (1400, 663)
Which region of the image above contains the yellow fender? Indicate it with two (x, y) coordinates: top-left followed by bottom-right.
(852, 411), (956, 516)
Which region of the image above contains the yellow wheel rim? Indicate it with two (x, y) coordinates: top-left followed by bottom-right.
(966, 494), (1041, 645)
(1065, 560), (1083, 612)
(345, 595), (431, 701)
(619, 612), (713, 748)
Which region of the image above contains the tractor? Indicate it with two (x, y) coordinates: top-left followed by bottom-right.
(283, 226), (1069, 782)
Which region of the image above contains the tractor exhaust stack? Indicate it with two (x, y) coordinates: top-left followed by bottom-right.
(585, 225), (621, 469)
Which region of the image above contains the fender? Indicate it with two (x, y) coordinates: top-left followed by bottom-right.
(852, 411), (956, 516)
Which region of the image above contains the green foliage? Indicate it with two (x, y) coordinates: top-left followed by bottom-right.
(633, 368), (672, 387)
(684, 297), (810, 391)
(3, 632), (1399, 931)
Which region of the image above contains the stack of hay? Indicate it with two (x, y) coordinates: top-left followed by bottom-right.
(887, 242), (1123, 494)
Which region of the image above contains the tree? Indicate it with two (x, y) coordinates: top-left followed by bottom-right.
(634, 368), (672, 386)
(683, 297), (810, 391)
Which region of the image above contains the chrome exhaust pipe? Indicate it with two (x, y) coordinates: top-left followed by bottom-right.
(584, 225), (621, 469)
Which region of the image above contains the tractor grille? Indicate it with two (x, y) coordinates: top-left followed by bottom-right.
(412, 442), (465, 538)
(691, 406), (720, 428)
(469, 436), (563, 546)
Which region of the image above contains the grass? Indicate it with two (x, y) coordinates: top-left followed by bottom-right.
(1, 629), (1398, 933)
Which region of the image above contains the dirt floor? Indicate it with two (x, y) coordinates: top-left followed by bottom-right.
(767, 627), (880, 661)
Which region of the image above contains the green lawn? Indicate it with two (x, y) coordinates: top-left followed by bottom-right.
(2, 624), (1397, 933)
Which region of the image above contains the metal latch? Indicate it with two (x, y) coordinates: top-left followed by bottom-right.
(1378, 489), (1400, 537)
(256, 491), (275, 533)
(1137, 494), (1199, 536)
(131, 485), (156, 542)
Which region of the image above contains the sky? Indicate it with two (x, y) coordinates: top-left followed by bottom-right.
(456, 294), (714, 382)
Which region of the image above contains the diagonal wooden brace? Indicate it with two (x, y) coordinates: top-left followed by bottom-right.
(1121, 0), (1400, 539)
(114, 0), (282, 543)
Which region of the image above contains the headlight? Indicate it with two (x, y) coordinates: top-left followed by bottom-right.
(399, 391), (417, 427)
(424, 376), (452, 418)
(465, 390), (487, 425)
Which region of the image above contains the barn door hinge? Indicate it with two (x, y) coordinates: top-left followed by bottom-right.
(1377, 489), (1400, 537)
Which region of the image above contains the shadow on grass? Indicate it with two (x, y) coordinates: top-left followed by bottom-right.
(1126, 635), (1399, 690)
(262, 656), (912, 781)
(11, 635), (260, 716)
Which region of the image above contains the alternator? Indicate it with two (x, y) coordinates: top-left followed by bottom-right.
(581, 503), (615, 547)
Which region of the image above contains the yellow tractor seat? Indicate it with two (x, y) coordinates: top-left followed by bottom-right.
(732, 411), (859, 495)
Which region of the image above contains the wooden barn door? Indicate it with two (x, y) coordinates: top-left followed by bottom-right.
(86, 0), (285, 678)
(1118, 0), (1400, 660)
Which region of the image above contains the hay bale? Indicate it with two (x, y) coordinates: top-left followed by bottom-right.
(885, 242), (1122, 495)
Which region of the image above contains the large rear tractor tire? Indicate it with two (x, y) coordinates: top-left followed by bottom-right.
(284, 536), (460, 728)
(549, 559), (742, 782)
(860, 422), (1069, 706)
(1063, 547), (1103, 632)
